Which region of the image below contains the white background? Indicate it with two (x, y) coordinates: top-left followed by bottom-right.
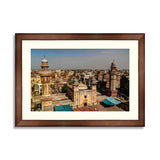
(0, 0), (159, 160)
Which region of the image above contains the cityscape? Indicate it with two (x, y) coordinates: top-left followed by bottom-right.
(31, 49), (129, 111)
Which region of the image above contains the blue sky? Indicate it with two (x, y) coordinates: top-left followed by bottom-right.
(31, 49), (129, 70)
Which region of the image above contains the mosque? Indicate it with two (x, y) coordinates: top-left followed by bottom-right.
(67, 77), (97, 108)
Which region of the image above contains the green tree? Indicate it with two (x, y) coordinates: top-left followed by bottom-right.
(62, 85), (68, 93)
(68, 79), (73, 83)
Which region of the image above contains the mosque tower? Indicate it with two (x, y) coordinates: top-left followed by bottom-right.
(109, 60), (118, 97)
(73, 78), (79, 107)
(39, 56), (53, 111)
(91, 77), (97, 105)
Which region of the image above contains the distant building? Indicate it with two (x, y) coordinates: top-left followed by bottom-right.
(31, 76), (41, 84)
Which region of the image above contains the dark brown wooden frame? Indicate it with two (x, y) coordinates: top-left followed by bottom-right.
(15, 33), (145, 127)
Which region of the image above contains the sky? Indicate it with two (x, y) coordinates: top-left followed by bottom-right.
(31, 49), (129, 70)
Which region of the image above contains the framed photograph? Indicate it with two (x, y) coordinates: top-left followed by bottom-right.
(15, 33), (145, 127)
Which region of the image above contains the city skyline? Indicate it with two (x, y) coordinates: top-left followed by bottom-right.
(31, 49), (129, 70)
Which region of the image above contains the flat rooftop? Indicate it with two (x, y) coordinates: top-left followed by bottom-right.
(52, 99), (73, 106)
(96, 95), (108, 100)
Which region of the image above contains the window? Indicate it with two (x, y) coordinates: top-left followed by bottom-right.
(84, 95), (87, 99)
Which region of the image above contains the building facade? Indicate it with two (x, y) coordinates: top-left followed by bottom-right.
(67, 77), (97, 108)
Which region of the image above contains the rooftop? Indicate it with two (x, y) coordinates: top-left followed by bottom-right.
(52, 99), (73, 106)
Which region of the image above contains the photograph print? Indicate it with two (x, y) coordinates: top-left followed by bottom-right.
(31, 49), (129, 112)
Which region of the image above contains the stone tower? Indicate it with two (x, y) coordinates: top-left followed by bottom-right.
(39, 56), (53, 111)
(73, 78), (79, 107)
(109, 60), (118, 97)
(91, 77), (97, 105)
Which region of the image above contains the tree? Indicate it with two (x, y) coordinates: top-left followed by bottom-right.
(62, 85), (68, 93)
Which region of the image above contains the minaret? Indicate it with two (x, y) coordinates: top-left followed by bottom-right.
(91, 77), (97, 91)
(109, 60), (118, 97)
(39, 56), (53, 111)
(91, 77), (97, 105)
(73, 78), (79, 107)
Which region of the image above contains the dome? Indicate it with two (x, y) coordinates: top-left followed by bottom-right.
(111, 60), (116, 69)
(41, 56), (48, 63)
